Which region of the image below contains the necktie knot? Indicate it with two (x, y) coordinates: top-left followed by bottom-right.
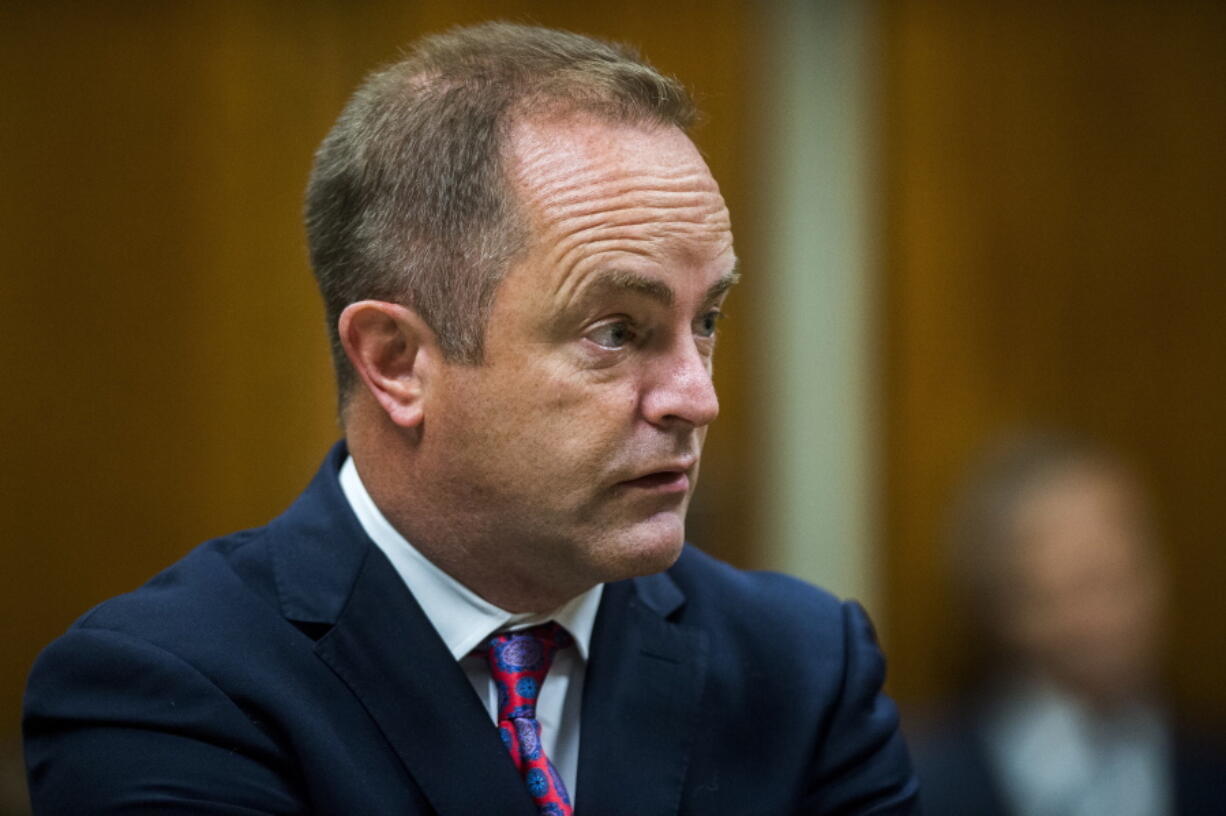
(484, 622), (573, 721)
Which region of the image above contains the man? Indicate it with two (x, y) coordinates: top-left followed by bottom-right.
(912, 434), (1226, 815)
(24, 23), (917, 814)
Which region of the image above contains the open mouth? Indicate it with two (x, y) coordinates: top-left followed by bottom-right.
(620, 470), (690, 493)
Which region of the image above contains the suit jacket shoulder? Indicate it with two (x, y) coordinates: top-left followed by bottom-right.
(24, 445), (491, 814)
(638, 546), (919, 815)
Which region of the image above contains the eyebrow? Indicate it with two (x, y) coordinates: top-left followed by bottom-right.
(706, 265), (742, 302)
(585, 264), (741, 308)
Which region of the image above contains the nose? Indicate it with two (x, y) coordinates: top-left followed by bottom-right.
(641, 339), (720, 429)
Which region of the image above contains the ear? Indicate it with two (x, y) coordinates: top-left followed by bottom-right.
(338, 300), (435, 429)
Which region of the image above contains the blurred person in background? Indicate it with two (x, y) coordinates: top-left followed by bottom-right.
(913, 433), (1226, 816)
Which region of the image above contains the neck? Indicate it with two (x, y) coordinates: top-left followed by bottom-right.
(406, 535), (591, 614)
(346, 414), (594, 614)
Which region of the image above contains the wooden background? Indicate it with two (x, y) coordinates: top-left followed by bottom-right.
(2, 1), (1225, 811)
(878, 0), (1226, 724)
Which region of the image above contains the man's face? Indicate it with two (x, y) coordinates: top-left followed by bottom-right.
(419, 116), (736, 595)
(1003, 465), (1164, 705)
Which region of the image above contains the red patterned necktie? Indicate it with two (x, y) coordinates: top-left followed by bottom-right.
(483, 622), (575, 816)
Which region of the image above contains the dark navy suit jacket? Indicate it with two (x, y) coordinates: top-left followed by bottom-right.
(24, 443), (918, 814)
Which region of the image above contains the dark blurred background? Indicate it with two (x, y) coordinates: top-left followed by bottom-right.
(2, 1), (1224, 813)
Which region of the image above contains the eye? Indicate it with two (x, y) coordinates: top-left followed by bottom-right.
(586, 319), (638, 350)
(695, 309), (724, 338)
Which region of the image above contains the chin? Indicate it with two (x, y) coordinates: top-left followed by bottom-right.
(591, 511), (687, 582)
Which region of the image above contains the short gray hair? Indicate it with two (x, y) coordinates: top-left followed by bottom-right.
(305, 21), (697, 404)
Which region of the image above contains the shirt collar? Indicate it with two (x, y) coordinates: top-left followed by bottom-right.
(338, 455), (602, 662)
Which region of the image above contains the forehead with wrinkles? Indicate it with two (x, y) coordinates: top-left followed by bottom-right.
(505, 116), (733, 271)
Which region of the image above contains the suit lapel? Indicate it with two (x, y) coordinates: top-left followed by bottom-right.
(314, 547), (538, 816)
(271, 444), (537, 816)
(576, 572), (708, 816)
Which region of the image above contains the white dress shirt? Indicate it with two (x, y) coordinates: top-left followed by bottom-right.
(338, 456), (603, 798)
(985, 679), (1173, 816)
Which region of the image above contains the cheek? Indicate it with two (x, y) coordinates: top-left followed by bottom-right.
(528, 374), (639, 455)
(508, 373), (643, 489)
(530, 351), (638, 414)
(442, 355), (645, 482)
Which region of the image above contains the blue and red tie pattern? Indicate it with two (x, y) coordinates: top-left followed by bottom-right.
(483, 623), (574, 816)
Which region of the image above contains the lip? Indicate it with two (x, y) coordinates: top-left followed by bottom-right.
(617, 460), (696, 494)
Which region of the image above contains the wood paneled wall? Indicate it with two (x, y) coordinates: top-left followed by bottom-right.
(0, 4), (759, 809)
(879, 0), (1226, 722)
